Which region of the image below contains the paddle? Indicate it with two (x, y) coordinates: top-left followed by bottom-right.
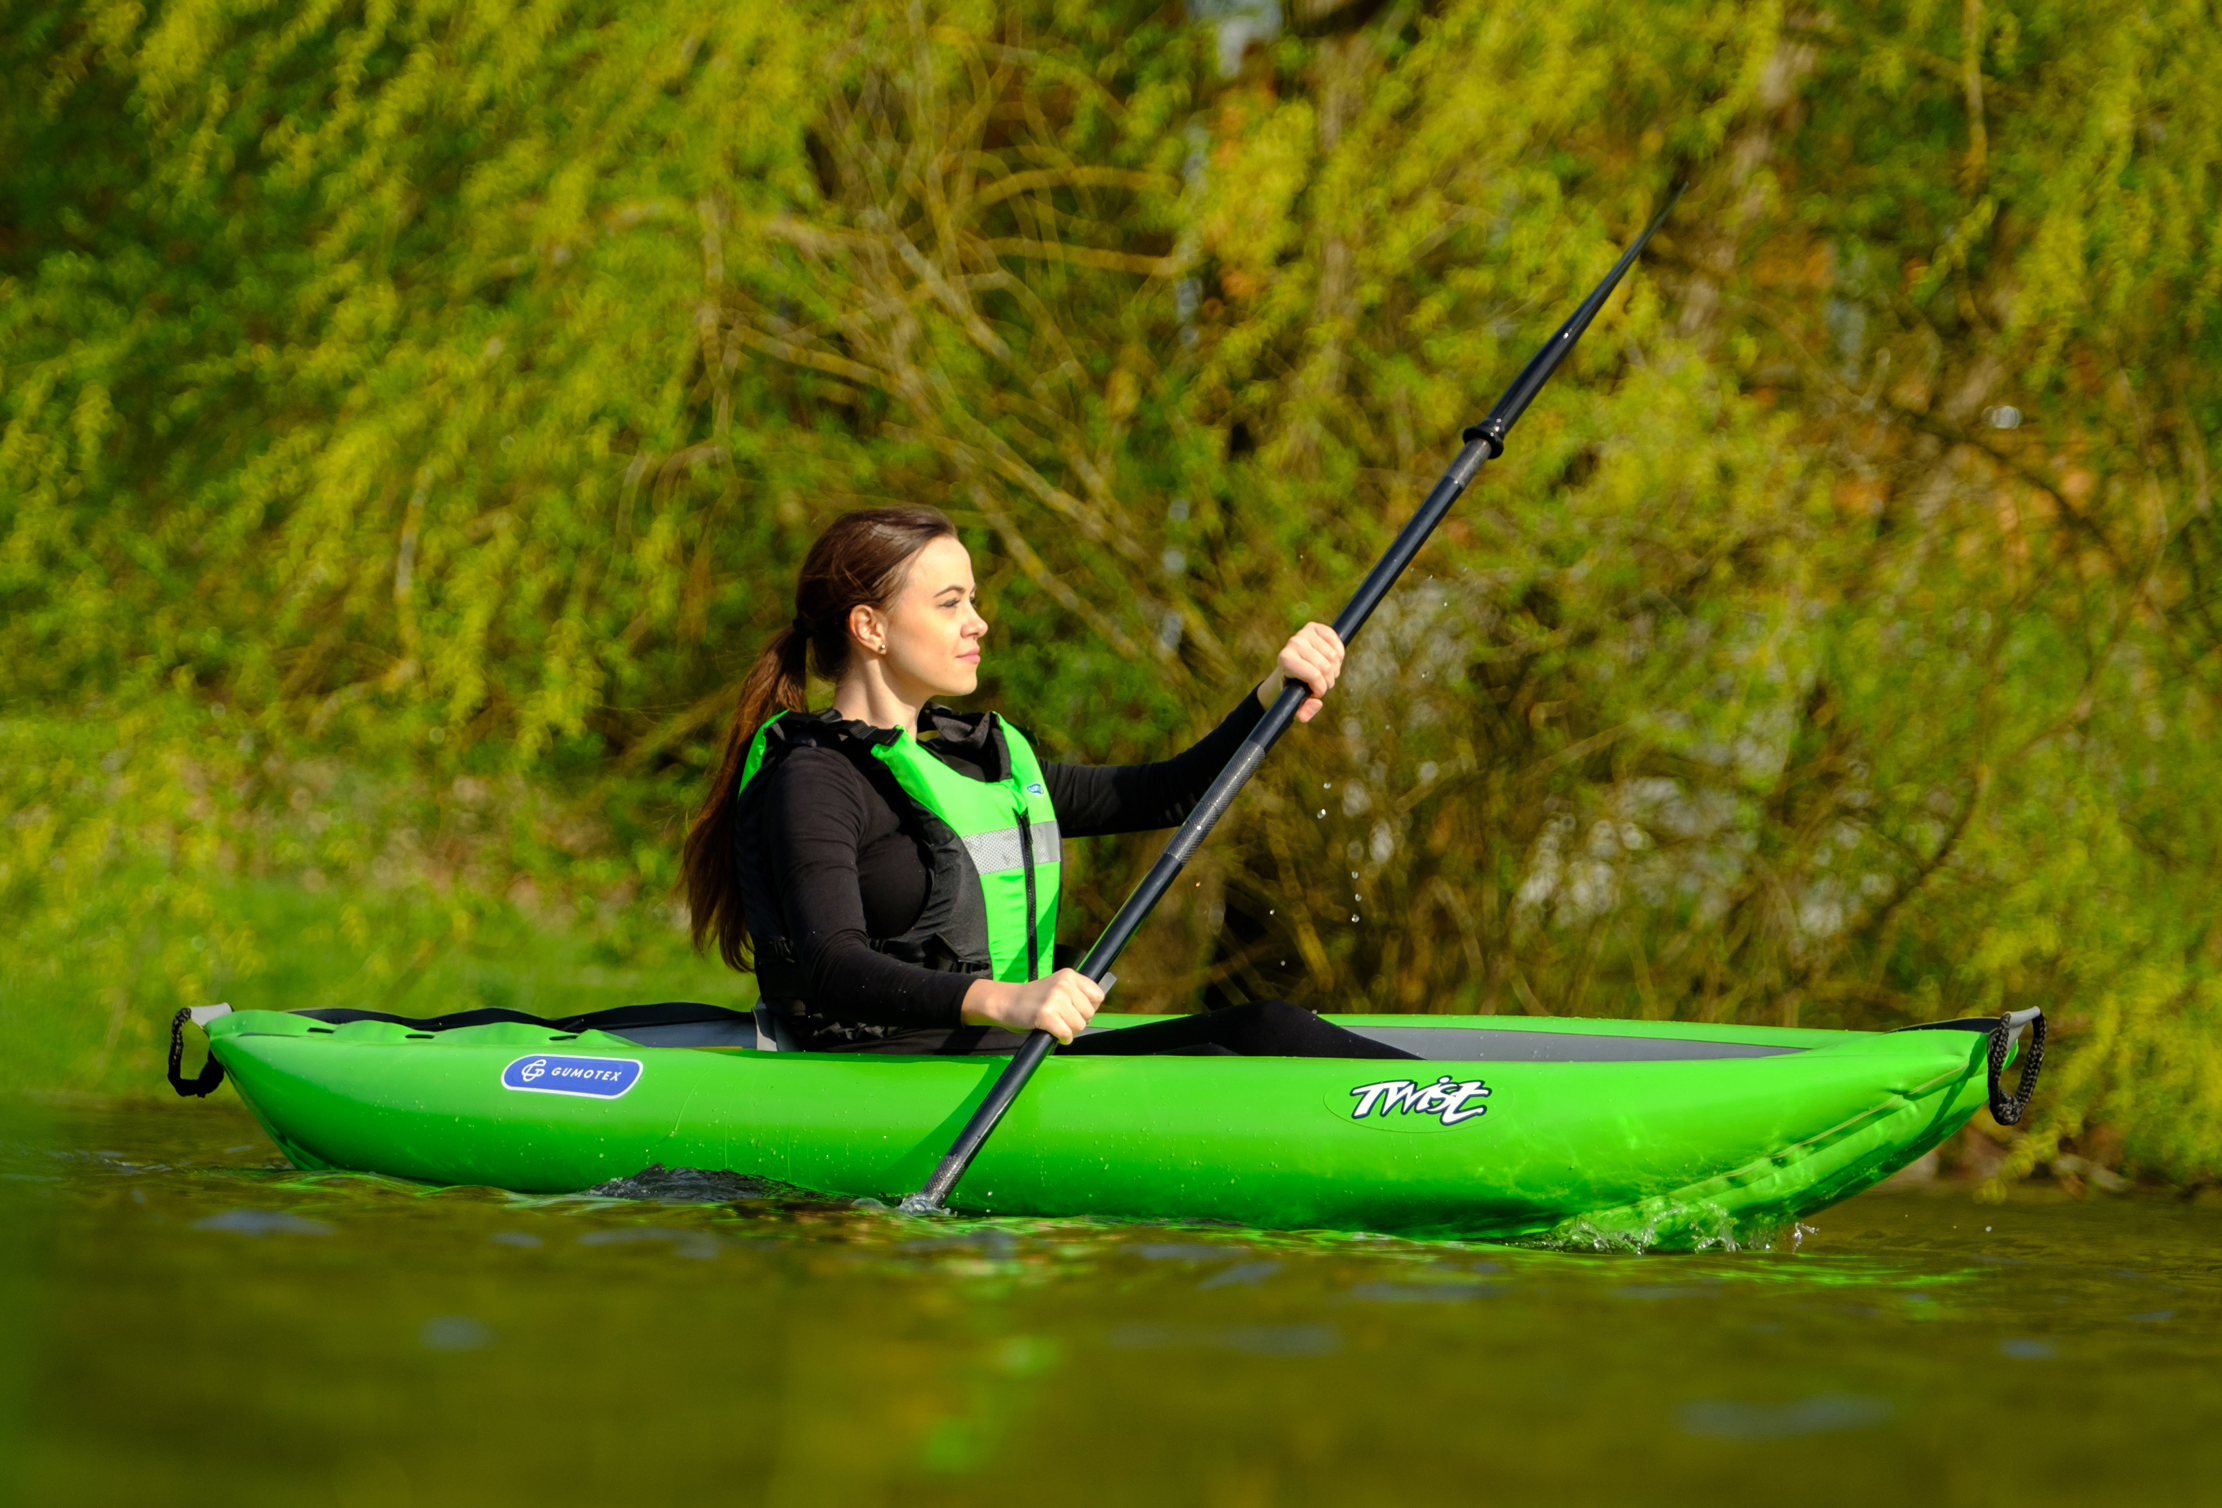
(899, 186), (1685, 1215)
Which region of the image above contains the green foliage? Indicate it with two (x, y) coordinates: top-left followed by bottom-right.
(0, 703), (740, 1092)
(4, 0), (2220, 1183)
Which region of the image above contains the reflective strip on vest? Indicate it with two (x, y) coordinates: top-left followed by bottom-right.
(962, 820), (1062, 876)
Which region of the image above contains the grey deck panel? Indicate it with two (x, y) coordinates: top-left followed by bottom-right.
(1341, 1027), (1806, 1063)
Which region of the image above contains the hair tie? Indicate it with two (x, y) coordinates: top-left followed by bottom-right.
(791, 616), (810, 637)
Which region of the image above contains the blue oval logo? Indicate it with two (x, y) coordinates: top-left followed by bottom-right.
(501, 1054), (642, 1100)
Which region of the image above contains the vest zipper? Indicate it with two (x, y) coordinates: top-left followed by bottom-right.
(1016, 806), (1040, 981)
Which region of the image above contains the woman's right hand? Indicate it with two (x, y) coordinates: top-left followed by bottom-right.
(961, 969), (1105, 1044)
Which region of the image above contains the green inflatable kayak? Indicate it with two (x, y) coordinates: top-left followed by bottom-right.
(168, 1002), (2042, 1245)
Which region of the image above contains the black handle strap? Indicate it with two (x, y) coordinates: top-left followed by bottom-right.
(1987, 1008), (2046, 1125)
(167, 1007), (226, 1098)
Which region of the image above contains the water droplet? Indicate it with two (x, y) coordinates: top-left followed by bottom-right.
(1323, 782), (1332, 789)
(1350, 914), (1361, 923)
(1317, 809), (1326, 818)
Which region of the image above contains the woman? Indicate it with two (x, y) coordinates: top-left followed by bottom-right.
(682, 506), (1411, 1060)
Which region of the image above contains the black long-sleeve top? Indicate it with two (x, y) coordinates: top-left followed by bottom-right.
(738, 695), (1265, 1052)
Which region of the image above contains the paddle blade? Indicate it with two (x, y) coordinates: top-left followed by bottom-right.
(1463, 183), (1685, 455)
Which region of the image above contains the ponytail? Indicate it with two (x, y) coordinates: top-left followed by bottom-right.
(680, 506), (957, 973)
(681, 623), (811, 970)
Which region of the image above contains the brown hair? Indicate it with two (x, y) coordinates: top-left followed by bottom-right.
(681, 506), (959, 970)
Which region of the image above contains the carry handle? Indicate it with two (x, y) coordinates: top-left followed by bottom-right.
(1987, 1007), (2046, 1125)
(167, 1004), (230, 1098)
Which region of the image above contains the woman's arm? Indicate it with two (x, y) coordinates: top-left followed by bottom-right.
(1047, 623), (1343, 838)
(1045, 695), (1264, 838)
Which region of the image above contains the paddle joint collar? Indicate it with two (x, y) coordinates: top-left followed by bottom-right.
(1457, 424), (1506, 456)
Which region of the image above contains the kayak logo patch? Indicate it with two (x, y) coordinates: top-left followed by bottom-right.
(500, 1054), (642, 1100)
(1348, 1076), (1491, 1127)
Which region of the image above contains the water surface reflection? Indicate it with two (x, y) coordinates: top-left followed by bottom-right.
(6, 1099), (2217, 1505)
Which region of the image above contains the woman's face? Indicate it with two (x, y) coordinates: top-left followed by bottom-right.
(852, 534), (986, 701)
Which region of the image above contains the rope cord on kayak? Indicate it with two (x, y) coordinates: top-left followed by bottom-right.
(1986, 1009), (2046, 1126)
(164, 1012), (223, 1097)
(295, 1000), (739, 1034)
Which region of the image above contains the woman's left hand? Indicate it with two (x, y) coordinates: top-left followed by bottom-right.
(1258, 622), (1345, 723)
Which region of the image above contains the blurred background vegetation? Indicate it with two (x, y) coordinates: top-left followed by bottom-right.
(4, 0), (2219, 1188)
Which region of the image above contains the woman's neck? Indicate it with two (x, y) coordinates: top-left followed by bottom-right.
(831, 661), (928, 733)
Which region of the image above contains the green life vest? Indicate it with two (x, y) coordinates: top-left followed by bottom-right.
(737, 707), (1061, 987)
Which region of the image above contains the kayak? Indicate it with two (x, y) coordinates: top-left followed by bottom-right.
(171, 1002), (2043, 1246)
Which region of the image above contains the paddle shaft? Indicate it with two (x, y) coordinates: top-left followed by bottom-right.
(900, 189), (1683, 1214)
(898, 440), (1494, 1212)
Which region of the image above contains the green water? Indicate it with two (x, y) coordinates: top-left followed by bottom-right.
(5, 1099), (2218, 1506)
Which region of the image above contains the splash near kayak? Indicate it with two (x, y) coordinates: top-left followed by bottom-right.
(168, 1001), (2044, 1249)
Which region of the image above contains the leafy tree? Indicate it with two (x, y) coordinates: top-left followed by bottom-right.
(4, 0), (2218, 1183)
